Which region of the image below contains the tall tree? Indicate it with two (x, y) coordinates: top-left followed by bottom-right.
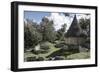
(40, 17), (56, 42)
(57, 24), (67, 40)
(24, 20), (42, 50)
(79, 18), (90, 30)
(79, 18), (90, 49)
(79, 18), (90, 37)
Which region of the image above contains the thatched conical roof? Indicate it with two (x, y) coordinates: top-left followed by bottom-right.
(65, 15), (82, 37)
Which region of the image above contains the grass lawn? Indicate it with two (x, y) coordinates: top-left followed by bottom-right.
(24, 42), (90, 61)
(66, 52), (90, 60)
(24, 42), (61, 61)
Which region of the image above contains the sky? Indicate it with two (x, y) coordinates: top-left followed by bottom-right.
(24, 11), (90, 31)
(24, 11), (50, 24)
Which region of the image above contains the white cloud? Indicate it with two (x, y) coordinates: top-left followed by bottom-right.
(47, 13), (73, 32)
(25, 13), (90, 32)
(32, 19), (36, 23)
(76, 14), (90, 20)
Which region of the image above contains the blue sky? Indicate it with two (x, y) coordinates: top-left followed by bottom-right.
(24, 11), (73, 31)
(24, 11), (50, 23)
(24, 11), (90, 31)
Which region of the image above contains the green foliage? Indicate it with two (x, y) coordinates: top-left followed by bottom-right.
(79, 18), (90, 30)
(47, 49), (70, 58)
(37, 57), (44, 61)
(55, 43), (66, 48)
(81, 38), (90, 49)
(40, 50), (49, 54)
(56, 24), (67, 40)
(26, 56), (37, 61)
(40, 43), (50, 50)
(79, 18), (90, 49)
(26, 56), (44, 61)
(24, 26), (34, 49)
(24, 23), (42, 50)
(40, 17), (56, 42)
(55, 43), (79, 52)
(31, 49), (41, 55)
(24, 15), (91, 62)
(68, 45), (79, 53)
(61, 45), (68, 51)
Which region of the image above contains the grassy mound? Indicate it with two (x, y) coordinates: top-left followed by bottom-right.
(66, 52), (90, 60)
(24, 42), (61, 61)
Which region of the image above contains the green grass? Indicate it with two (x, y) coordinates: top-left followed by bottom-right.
(24, 41), (90, 61)
(66, 52), (90, 60)
(39, 42), (60, 57)
(24, 42), (61, 61)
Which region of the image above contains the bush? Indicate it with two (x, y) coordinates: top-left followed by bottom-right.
(54, 56), (65, 60)
(37, 57), (44, 61)
(81, 43), (90, 49)
(24, 25), (42, 49)
(55, 43), (66, 48)
(68, 45), (79, 53)
(61, 45), (68, 51)
(26, 57), (37, 61)
(31, 49), (41, 54)
(40, 50), (49, 54)
(41, 45), (49, 50)
(68, 44), (78, 49)
(46, 49), (70, 58)
(40, 43), (50, 50)
(55, 42), (69, 51)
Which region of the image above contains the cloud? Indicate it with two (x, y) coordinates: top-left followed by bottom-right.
(76, 14), (90, 20)
(47, 13), (73, 32)
(33, 19), (41, 24)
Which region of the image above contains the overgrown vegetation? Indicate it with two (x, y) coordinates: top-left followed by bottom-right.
(24, 14), (90, 62)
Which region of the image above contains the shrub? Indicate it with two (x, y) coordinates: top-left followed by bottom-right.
(55, 43), (65, 48)
(31, 49), (41, 54)
(40, 42), (50, 50)
(40, 50), (49, 54)
(26, 57), (37, 61)
(37, 57), (44, 61)
(61, 45), (68, 51)
(41, 45), (49, 50)
(55, 42), (69, 51)
(81, 43), (90, 49)
(54, 56), (65, 60)
(68, 45), (79, 53)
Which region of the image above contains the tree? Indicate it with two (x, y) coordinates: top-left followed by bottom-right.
(56, 24), (67, 40)
(40, 17), (56, 42)
(79, 18), (90, 49)
(24, 26), (33, 49)
(79, 18), (90, 37)
(24, 20), (42, 51)
(79, 18), (90, 30)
